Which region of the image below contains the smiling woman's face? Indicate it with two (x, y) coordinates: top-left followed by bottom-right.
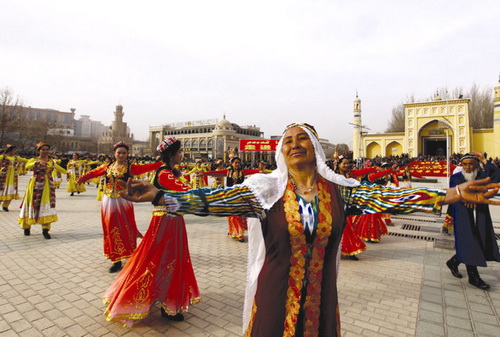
(281, 126), (316, 169)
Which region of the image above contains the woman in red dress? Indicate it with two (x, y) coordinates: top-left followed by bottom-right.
(335, 156), (368, 260)
(77, 142), (161, 272)
(352, 165), (393, 242)
(226, 157), (248, 242)
(103, 137), (201, 326)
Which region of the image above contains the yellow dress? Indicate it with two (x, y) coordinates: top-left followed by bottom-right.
(66, 160), (86, 193)
(0, 154), (29, 203)
(51, 159), (63, 188)
(18, 158), (67, 228)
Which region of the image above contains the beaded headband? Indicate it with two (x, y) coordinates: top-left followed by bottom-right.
(113, 141), (129, 150)
(35, 142), (50, 150)
(283, 122), (319, 139)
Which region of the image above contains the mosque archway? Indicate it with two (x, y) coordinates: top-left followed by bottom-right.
(417, 120), (454, 156)
(366, 142), (381, 158)
(385, 141), (402, 156)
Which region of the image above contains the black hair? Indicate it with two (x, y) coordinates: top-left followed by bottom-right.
(159, 140), (182, 177)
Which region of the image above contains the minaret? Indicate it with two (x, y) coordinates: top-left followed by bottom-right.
(352, 93), (362, 159)
(494, 75), (500, 155)
(112, 104), (125, 139)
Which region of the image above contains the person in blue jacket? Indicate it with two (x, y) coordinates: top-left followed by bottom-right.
(446, 152), (500, 290)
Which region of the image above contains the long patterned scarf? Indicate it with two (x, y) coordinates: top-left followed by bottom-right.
(33, 160), (56, 220)
(282, 177), (332, 337)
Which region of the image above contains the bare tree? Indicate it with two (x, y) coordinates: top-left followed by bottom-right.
(334, 143), (350, 155)
(467, 84), (493, 129)
(0, 87), (24, 147)
(385, 95), (416, 132)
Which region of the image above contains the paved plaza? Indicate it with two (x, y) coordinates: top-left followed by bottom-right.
(0, 176), (499, 337)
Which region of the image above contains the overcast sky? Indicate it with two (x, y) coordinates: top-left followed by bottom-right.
(1, 0), (499, 146)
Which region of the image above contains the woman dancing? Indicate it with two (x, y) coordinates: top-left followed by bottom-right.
(103, 137), (200, 326)
(121, 122), (500, 336)
(77, 142), (161, 272)
(18, 142), (67, 239)
(0, 144), (29, 211)
(67, 153), (86, 196)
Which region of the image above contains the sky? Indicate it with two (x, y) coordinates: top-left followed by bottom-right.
(1, 0), (499, 146)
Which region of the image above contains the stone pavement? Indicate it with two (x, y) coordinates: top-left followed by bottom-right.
(0, 176), (499, 337)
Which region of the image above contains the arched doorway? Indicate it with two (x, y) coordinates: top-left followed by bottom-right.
(418, 120), (453, 156)
(366, 142), (381, 158)
(385, 141), (402, 156)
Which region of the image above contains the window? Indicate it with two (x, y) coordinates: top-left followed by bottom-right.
(191, 140), (198, 151)
(207, 139), (213, 150)
(199, 139), (206, 151)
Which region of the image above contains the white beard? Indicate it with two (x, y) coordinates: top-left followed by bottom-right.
(462, 169), (478, 182)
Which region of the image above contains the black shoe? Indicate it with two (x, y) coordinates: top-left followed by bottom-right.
(161, 308), (184, 321)
(109, 261), (122, 273)
(239, 238), (245, 243)
(446, 258), (462, 278)
(348, 255), (359, 261)
(2, 207), (8, 212)
(70, 192), (74, 196)
(42, 229), (51, 239)
(469, 276), (490, 290)
(24, 228), (30, 236)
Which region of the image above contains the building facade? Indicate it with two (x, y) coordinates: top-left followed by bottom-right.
(352, 78), (500, 159)
(149, 117), (265, 162)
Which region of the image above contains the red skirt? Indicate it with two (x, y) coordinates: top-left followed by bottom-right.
(104, 211), (201, 327)
(227, 216), (247, 240)
(353, 213), (388, 242)
(101, 195), (142, 262)
(341, 216), (366, 256)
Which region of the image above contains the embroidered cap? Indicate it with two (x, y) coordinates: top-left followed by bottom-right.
(156, 137), (177, 153)
(460, 153), (479, 163)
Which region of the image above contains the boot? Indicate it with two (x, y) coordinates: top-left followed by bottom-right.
(348, 255), (359, 261)
(109, 261), (122, 273)
(70, 192), (74, 196)
(42, 229), (51, 239)
(466, 265), (490, 290)
(24, 228), (30, 236)
(2, 207), (8, 212)
(446, 255), (462, 278)
(161, 307), (184, 321)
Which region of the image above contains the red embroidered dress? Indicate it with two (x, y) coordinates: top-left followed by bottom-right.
(341, 215), (366, 256)
(79, 161), (161, 262)
(226, 168), (247, 240)
(103, 166), (201, 327)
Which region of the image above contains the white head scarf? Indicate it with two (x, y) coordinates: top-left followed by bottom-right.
(243, 123), (359, 210)
(241, 123), (359, 333)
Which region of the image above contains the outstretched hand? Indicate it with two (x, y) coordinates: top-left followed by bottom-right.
(119, 178), (159, 202)
(448, 177), (500, 205)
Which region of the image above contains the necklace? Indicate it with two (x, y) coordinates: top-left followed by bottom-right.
(289, 174), (317, 195)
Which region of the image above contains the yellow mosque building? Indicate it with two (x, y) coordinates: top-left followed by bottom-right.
(352, 78), (500, 159)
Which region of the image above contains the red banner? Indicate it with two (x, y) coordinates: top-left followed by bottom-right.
(408, 160), (456, 177)
(239, 139), (279, 152)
